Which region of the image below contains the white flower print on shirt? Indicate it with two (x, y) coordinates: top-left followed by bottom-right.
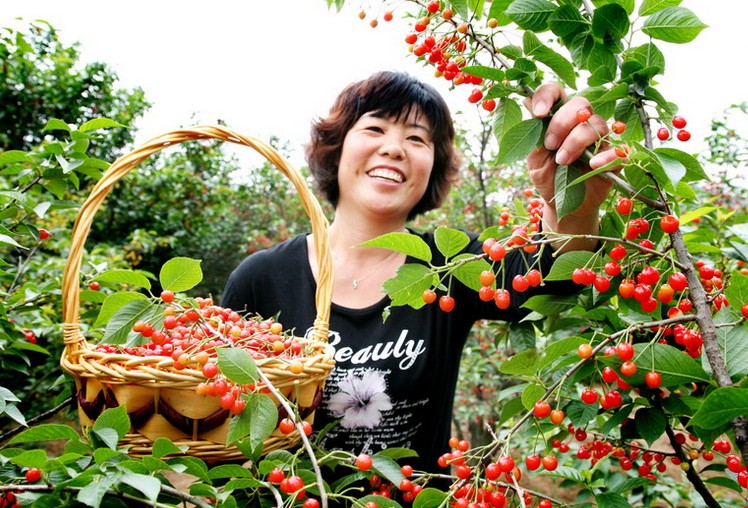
(326, 369), (392, 429)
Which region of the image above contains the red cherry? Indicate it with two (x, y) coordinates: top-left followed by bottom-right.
(616, 197), (633, 215)
(482, 99), (497, 112)
(611, 120), (626, 134)
(533, 400), (551, 418)
(676, 129), (691, 142)
(576, 108), (592, 123)
(672, 115), (687, 129)
(355, 453), (374, 471)
(525, 454), (541, 471)
(494, 289), (511, 310)
(668, 272), (688, 292)
(38, 229), (51, 240)
(88, 281), (101, 291)
(581, 388), (599, 405)
(541, 455), (559, 471)
(268, 466), (285, 483)
(512, 274), (530, 292)
(620, 360), (637, 377)
(601, 366), (619, 383)
(609, 244), (627, 261)
(742, 303), (748, 319)
(439, 295), (455, 312)
(660, 214), (680, 234)
(25, 467), (42, 483)
(604, 261), (621, 277)
(422, 289), (437, 304)
(656, 127), (670, 140)
(645, 371), (662, 389)
(616, 342), (635, 361)
(160, 290), (175, 303)
(278, 417), (295, 435)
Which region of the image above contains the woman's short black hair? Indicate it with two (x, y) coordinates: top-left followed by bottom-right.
(305, 71), (461, 220)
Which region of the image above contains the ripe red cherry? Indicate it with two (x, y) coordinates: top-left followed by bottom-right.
(426, 0), (440, 13)
(497, 455), (516, 472)
(482, 99), (497, 112)
(488, 242), (507, 261)
(676, 129), (691, 141)
(620, 360), (637, 377)
(742, 303), (748, 319)
(526, 269), (542, 287)
(656, 127), (670, 140)
(601, 366), (619, 383)
(160, 290), (175, 303)
(618, 279), (635, 299)
(533, 400), (551, 418)
(268, 466), (285, 483)
(645, 371), (662, 388)
(422, 289), (437, 304)
(525, 454), (541, 471)
(581, 388), (599, 405)
(609, 244), (627, 261)
(25, 467), (41, 483)
(201, 362), (219, 379)
(672, 115), (687, 129)
(616, 342), (635, 361)
(38, 229), (51, 240)
(604, 261), (621, 277)
(668, 272), (687, 292)
(485, 462), (501, 480)
(576, 108), (592, 122)
(494, 289), (511, 310)
(616, 197), (633, 215)
(278, 418), (295, 435)
(611, 120), (626, 134)
(355, 453), (374, 471)
(637, 266), (660, 285)
(439, 295), (455, 312)
(468, 88), (484, 104)
(541, 455), (559, 471)
(512, 274), (530, 292)
(88, 281), (101, 291)
(660, 214), (680, 234)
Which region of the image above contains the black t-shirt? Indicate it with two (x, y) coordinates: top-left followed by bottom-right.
(221, 229), (567, 472)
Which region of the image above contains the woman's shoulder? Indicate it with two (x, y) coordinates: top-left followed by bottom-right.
(230, 233), (309, 275)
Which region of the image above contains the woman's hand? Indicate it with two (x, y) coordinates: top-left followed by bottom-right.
(525, 83), (619, 252)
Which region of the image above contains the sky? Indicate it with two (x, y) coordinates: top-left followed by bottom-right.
(5, 1), (748, 167)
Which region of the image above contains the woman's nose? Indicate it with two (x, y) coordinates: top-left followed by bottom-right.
(378, 137), (405, 159)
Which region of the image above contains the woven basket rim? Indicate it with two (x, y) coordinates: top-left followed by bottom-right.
(60, 125), (334, 379)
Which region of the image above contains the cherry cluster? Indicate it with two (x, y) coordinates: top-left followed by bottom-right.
(656, 115), (691, 143)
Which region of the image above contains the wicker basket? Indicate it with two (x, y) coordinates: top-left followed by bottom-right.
(61, 126), (335, 462)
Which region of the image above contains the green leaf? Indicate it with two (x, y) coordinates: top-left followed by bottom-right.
(79, 118), (125, 132)
(434, 226), (470, 258)
(553, 164), (585, 219)
(635, 407), (666, 446)
(680, 206), (716, 225)
(93, 404), (130, 442)
(249, 393), (280, 450)
(492, 98), (523, 143)
(208, 464), (255, 479)
(94, 291), (149, 328)
(544, 465), (587, 484)
(521, 383), (546, 409)
(452, 255), (492, 292)
(217, 347), (259, 385)
(77, 475), (115, 508)
(621, 342), (712, 387)
(523, 31), (577, 88)
(0, 150), (31, 166)
(652, 147), (708, 182)
(538, 336), (587, 370)
(120, 472), (161, 503)
(152, 437), (186, 459)
(461, 65), (506, 82)
(624, 43), (665, 76)
(642, 6), (707, 43)
(545, 250), (595, 281)
(413, 487), (449, 508)
(373, 454), (406, 486)
(595, 491), (631, 508)
(565, 399), (599, 426)
(159, 257), (203, 293)
(496, 118), (544, 164)
(43, 118), (71, 132)
(505, 0), (557, 32)
(591, 4), (629, 42)
(548, 4), (589, 38)
(690, 387), (748, 430)
(226, 408), (252, 446)
(102, 299), (159, 345)
(499, 349), (539, 375)
(8, 424), (79, 445)
(9, 449), (49, 469)
(383, 263), (438, 308)
(360, 232), (432, 263)
(521, 294), (579, 316)
(640, 0), (682, 17)
(94, 269), (152, 289)
(0, 233), (24, 249)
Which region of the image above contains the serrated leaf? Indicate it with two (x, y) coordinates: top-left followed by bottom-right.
(591, 4), (630, 41)
(635, 407), (666, 446)
(102, 299), (158, 345)
(653, 147), (708, 182)
(79, 118), (125, 132)
(226, 408), (252, 446)
(373, 454), (406, 487)
(545, 250), (595, 280)
(0, 150), (31, 166)
(120, 472), (161, 503)
(538, 336), (587, 370)
(544, 465), (587, 483)
(78, 475), (115, 508)
(461, 65), (506, 82)
(249, 393), (278, 450)
(360, 232), (432, 263)
(208, 464), (254, 479)
(642, 6), (707, 43)
(640, 0), (682, 17)
(8, 423), (79, 444)
(492, 98), (523, 143)
(521, 294), (579, 316)
(93, 405), (130, 442)
(413, 487), (449, 508)
(523, 31), (577, 88)
(496, 118), (544, 164)
(554, 164), (585, 219)
(521, 383), (546, 409)
(383, 263), (438, 308)
(152, 437), (186, 459)
(690, 387), (748, 430)
(9, 449), (49, 469)
(217, 347), (259, 384)
(159, 257), (203, 292)
(499, 348), (539, 375)
(452, 256), (492, 292)
(2, 404), (27, 426)
(94, 269), (152, 289)
(94, 291), (149, 328)
(434, 226), (470, 258)
(549, 4), (589, 38)
(566, 399), (599, 426)
(595, 491), (631, 508)
(505, 0), (557, 32)
(43, 118), (71, 132)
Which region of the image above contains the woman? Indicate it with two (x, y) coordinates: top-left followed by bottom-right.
(221, 71), (616, 472)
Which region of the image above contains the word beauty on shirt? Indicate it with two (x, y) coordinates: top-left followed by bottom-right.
(304, 328), (426, 370)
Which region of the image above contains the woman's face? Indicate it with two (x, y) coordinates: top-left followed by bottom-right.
(335, 109), (435, 222)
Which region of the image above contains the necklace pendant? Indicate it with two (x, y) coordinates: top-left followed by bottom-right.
(352, 279), (359, 290)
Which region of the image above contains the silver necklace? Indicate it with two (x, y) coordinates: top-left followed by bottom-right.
(336, 250), (398, 290)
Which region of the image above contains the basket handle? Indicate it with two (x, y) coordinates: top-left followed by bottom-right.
(62, 125), (333, 348)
